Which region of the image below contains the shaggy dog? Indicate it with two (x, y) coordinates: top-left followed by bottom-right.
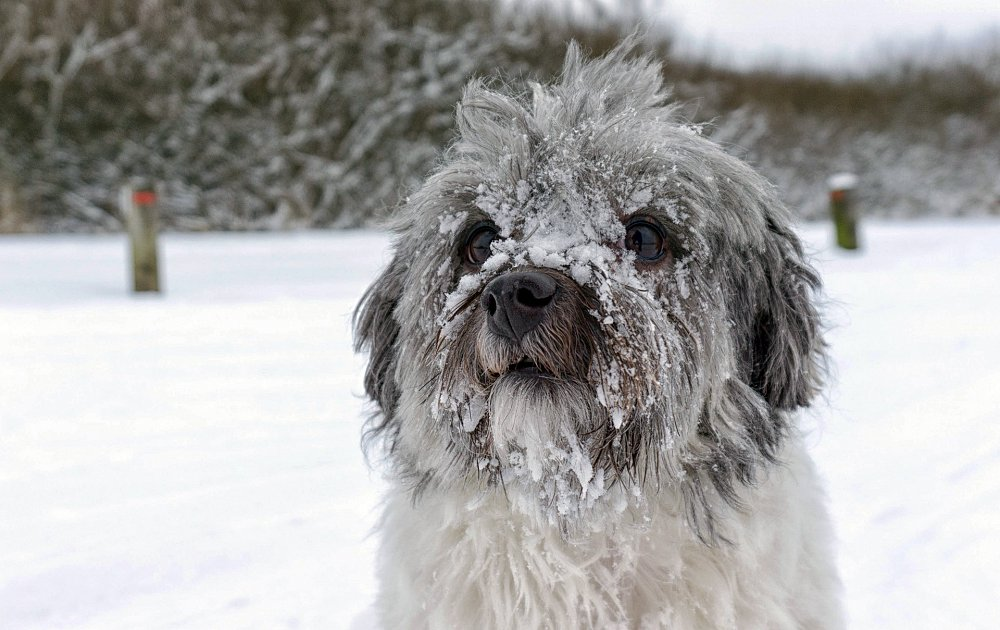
(355, 41), (843, 629)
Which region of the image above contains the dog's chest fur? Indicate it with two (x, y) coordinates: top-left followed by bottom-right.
(375, 439), (841, 630)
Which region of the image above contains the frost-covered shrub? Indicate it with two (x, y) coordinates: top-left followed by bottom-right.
(0, 0), (598, 230)
(0, 0), (998, 231)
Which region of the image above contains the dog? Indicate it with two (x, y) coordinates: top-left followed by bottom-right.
(354, 40), (843, 629)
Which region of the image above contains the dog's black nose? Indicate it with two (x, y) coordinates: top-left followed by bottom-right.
(481, 272), (558, 342)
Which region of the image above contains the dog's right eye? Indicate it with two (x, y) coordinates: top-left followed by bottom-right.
(463, 224), (498, 267)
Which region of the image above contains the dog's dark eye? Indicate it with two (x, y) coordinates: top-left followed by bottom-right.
(464, 223), (498, 267)
(624, 218), (668, 262)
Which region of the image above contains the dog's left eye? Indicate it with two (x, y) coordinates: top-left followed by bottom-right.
(624, 218), (668, 262)
(464, 223), (498, 267)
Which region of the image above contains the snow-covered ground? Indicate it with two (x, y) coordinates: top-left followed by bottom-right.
(1, 221), (998, 629)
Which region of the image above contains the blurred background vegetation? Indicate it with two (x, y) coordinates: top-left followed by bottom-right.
(1, 0), (998, 232)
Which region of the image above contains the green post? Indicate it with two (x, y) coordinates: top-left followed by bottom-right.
(827, 173), (859, 251)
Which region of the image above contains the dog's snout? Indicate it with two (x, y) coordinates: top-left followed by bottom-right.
(481, 272), (558, 342)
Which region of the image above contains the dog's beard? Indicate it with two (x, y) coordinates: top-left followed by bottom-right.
(488, 376), (598, 474)
(478, 331), (600, 461)
(457, 279), (604, 465)
(431, 265), (712, 529)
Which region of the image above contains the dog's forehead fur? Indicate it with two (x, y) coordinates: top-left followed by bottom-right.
(400, 42), (781, 263)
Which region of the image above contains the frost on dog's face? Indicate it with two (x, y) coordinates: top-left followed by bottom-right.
(428, 149), (711, 519)
(355, 43), (825, 535)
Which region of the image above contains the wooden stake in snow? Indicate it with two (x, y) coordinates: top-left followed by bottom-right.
(828, 173), (860, 250)
(0, 174), (23, 233)
(121, 182), (161, 293)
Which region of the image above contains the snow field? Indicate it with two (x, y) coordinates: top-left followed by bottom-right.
(1, 221), (999, 628)
(0, 232), (388, 629)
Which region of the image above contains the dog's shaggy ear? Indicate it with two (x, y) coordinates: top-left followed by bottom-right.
(353, 255), (407, 450)
(745, 217), (825, 411)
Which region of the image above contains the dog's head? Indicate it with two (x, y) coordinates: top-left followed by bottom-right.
(355, 42), (824, 537)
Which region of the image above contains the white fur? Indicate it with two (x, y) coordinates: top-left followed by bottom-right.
(374, 435), (842, 629)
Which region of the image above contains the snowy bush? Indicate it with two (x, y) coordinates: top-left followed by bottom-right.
(0, 0), (998, 231)
(0, 0), (582, 230)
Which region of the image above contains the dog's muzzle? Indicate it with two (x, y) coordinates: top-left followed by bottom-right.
(480, 271), (558, 343)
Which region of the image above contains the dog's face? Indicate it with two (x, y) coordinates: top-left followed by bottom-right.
(356, 43), (824, 536)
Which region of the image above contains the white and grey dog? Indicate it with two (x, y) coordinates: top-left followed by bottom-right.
(355, 41), (843, 629)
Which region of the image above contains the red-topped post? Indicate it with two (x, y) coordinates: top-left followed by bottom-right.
(121, 180), (161, 292)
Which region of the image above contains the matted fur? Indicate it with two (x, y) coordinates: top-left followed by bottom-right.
(355, 39), (843, 629)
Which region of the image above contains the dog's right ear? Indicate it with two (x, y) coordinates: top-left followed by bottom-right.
(353, 255), (407, 446)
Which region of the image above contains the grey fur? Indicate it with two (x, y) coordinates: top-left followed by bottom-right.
(354, 39), (825, 541)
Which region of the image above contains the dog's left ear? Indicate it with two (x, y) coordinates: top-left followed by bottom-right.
(353, 254), (407, 446)
(743, 217), (825, 410)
